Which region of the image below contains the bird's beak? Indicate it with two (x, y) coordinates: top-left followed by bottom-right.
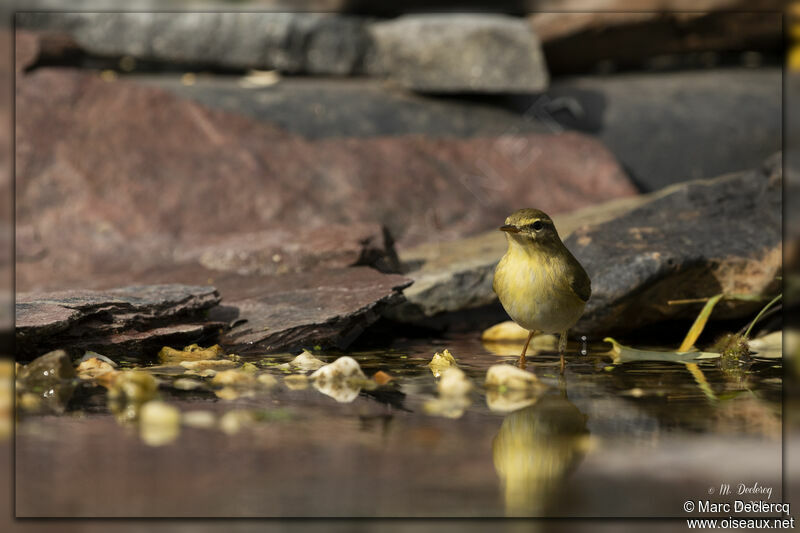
(499, 225), (520, 233)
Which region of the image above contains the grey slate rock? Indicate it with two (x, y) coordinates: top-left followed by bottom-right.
(542, 68), (782, 191)
(366, 14), (549, 93)
(568, 153), (782, 335)
(16, 12), (371, 75)
(18, 12), (549, 93)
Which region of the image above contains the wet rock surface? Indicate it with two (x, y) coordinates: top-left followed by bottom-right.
(15, 349), (77, 413)
(15, 285), (222, 361)
(366, 14), (548, 93)
(390, 155), (782, 335)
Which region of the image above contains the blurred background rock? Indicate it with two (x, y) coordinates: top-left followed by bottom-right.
(2, 0), (794, 529)
(13, 2), (783, 295)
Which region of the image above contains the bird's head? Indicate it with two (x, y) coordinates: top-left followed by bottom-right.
(499, 208), (562, 249)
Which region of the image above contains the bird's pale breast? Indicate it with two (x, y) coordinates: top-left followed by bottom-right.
(493, 249), (586, 334)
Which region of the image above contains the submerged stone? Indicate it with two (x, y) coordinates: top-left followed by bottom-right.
(139, 401), (181, 447)
(180, 359), (237, 371)
(172, 378), (204, 391)
(283, 374), (310, 391)
(18, 349), (75, 384)
(485, 365), (541, 391)
(486, 388), (541, 414)
(108, 370), (158, 421)
(425, 365), (474, 419)
(219, 410), (256, 435)
(372, 370), (393, 386)
(423, 396), (471, 419)
(16, 349), (76, 413)
(482, 321), (530, 341)
(309, 357), (368, 403)
(181, 410), (216, 429)
(257, 374), (279, 389)
(438, 367), (473, 397)
(289, 351), (325, 372)
(211, 369), (257, 388)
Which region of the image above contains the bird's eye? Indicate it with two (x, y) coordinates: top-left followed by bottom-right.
(531, 221), (543, 231)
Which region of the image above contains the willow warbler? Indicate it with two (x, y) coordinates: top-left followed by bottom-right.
(492, 208), (591, 372)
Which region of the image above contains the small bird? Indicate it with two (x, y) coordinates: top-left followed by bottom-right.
(492, 208), (591, 372)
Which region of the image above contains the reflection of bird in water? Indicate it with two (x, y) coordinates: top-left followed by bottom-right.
(492, 394), (590, 516)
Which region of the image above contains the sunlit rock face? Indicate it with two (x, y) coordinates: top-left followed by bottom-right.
(492, 395), (589, 516)
(390, 154), (782, 336)
(568, 154), (782, 335)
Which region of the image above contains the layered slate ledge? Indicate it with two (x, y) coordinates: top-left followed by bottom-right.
(15, 285), (222, 361)
(16, 267), (413, 360)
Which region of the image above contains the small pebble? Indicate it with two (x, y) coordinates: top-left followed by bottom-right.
(182, 410), (216, 429)
(139, 401), (180, 446)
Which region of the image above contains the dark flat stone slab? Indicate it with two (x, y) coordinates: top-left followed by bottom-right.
(214, 267), (413, 353)
(15, 284), (222, 361)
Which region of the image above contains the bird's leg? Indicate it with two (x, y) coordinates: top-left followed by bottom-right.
(558, 330), (568, 374)
(519, 330), (536, 369)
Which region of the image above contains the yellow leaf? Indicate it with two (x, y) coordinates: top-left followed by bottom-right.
(678, 294), (723, 352)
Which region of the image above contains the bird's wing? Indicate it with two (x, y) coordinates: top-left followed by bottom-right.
(569, 260), (592, 303)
